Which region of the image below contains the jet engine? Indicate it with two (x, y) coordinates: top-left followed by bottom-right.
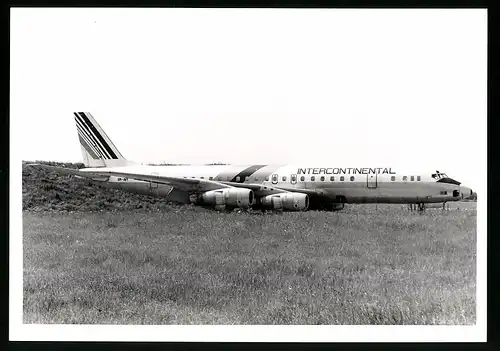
(201, 188), (255, 210)
(260, 193), (309, 211)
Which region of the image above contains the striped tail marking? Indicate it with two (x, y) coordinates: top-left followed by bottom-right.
(73, 112), (119, 160)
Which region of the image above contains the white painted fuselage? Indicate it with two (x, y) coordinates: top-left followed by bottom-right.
(81, 164), (462, 209)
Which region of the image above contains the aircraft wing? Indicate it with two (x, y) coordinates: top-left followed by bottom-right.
(26, 164), (236, 193)
(96, 170), (234, 193)
(25, 164), (322, 196)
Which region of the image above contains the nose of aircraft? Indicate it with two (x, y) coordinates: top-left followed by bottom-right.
(460, 185), (473, 200)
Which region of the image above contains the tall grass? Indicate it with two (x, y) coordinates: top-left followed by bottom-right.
(23, 205), (476, 324)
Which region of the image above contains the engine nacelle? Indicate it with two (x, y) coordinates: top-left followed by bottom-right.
(260, 193), (309, 211)
(201, 188), (255, 209)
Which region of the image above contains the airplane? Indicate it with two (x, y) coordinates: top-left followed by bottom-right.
(27, 112), (473, 212)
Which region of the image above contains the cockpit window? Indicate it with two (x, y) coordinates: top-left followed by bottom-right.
(432, 170), (460, 185)
(437, 177), (461, 186)
(431, 171), (448, 180)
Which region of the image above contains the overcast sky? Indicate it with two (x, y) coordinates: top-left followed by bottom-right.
(11, 8), (486, 191)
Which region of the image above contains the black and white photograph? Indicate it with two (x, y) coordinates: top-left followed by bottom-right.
(10, 7), (486, 342)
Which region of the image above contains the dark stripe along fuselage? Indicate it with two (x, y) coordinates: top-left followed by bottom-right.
(229, 165), (267, 183)
(213, 165), (282, 183)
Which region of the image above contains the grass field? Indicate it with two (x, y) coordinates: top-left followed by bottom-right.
(22, 162), (477, 324)
(23, 203), (477, 325)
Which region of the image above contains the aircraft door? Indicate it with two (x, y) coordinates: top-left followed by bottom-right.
(367, 173), (377, 189)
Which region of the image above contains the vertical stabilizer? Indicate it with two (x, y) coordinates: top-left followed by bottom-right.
(73, 112), (133, 168)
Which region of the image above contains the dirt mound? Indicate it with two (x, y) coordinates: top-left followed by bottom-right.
(22, 161), (183, 212)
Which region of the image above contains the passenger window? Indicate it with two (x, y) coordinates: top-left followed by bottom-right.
(330, 176), (334, 181)
(201, 177), (204, 179)
(265, 176), (269, 181)
(291, 174), (297, 183)
(350, 176), (355, 181)
(403, 176), (408, 181)
(218, 176), (222, 181)
(311, 176), (315, 181)
(209, 177), (213, 180)
(282, 176), (287, 182)
(235, 176), (240, 182)
(391, 176), (395, 181)
(320, 176), (325, 181)
(340, 176), (344, 181)
(440, 191), (448, 195)
(255, 177), (259, 181)
(417, 176), (421, 181)
(271, 174), (278, 184)
(411, 176), (414, 181)
(300, 176), (305, 181)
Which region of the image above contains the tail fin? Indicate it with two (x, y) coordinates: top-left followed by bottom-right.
(73, 112), (133, 168)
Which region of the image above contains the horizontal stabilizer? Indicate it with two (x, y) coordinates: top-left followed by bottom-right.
(24, 164), (109, 181)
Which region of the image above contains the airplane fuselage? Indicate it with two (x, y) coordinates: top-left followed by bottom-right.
(81, 164), (462, 210)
